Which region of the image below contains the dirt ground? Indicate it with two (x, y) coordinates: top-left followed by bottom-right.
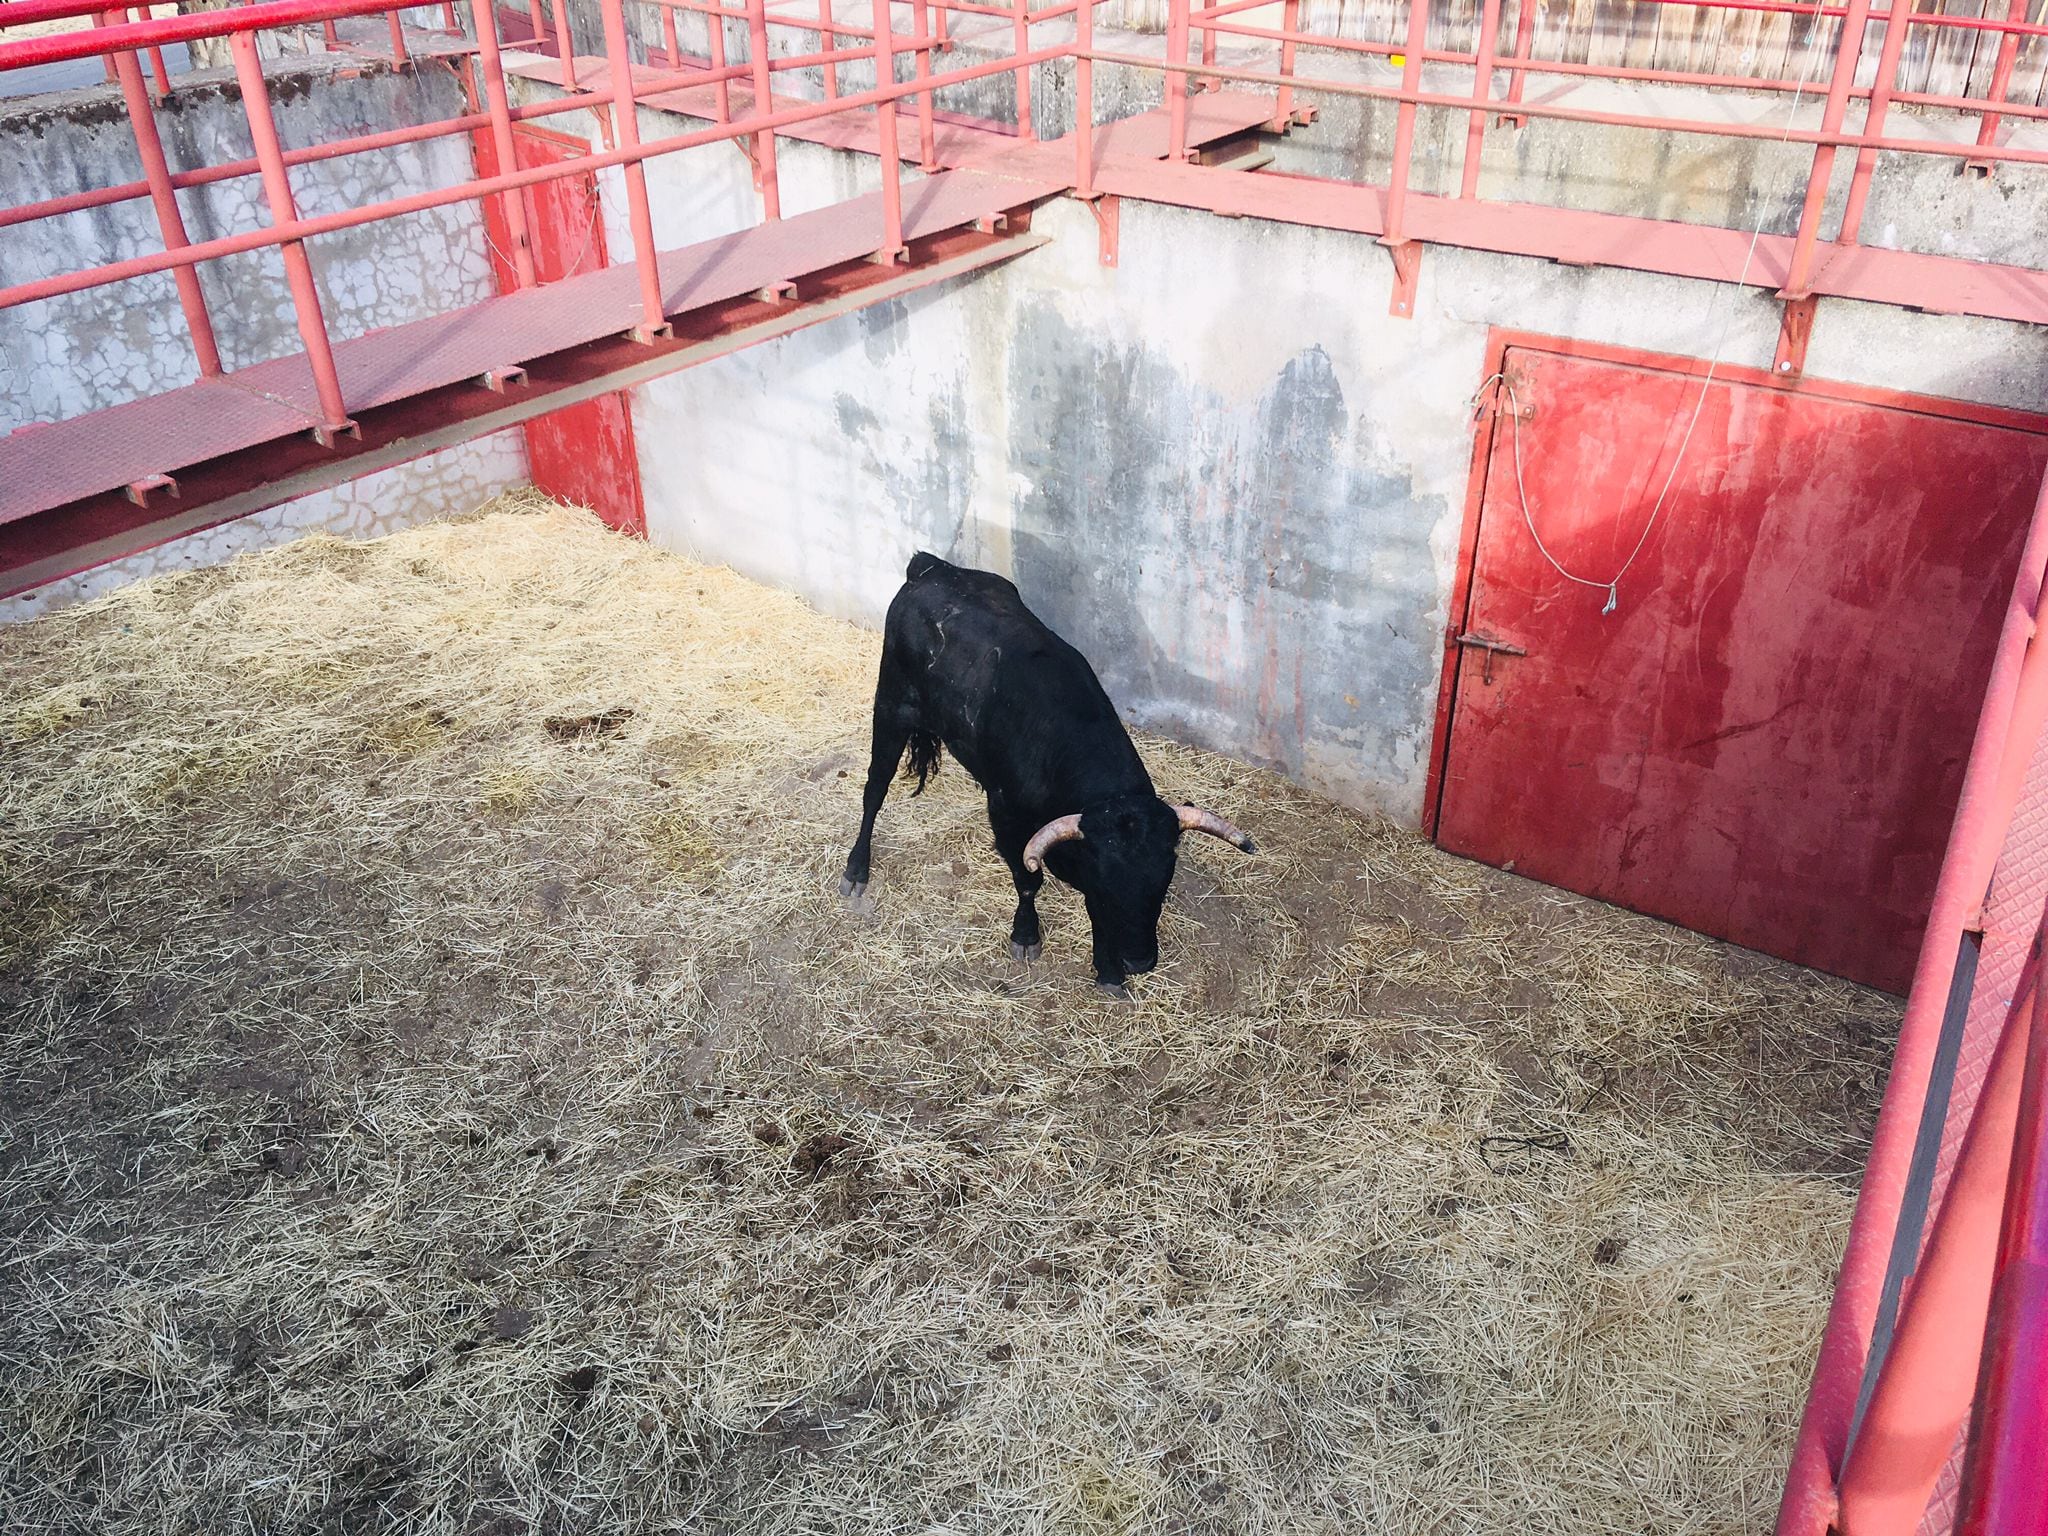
(0, 496), (1897, 1535)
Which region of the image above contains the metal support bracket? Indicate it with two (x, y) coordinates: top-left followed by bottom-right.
(629, 321), (675, 344)
(757, 280), (798, 303)
(975, 211), (1010, 234)
(479, 365), (528, 393)
(1774, 294), (1819, 378)
(124, 473), (179, 507)
(866, 245), (910, 266)
(1385, 239), (1422, 318)
(1090, 195), (1119, 267)
(311, 420), (362, 448)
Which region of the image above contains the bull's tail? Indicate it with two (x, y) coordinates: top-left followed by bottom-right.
(903, 730), (943, 795)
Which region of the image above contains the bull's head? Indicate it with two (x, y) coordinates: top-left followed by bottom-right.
(1023, 798), (1255, 990)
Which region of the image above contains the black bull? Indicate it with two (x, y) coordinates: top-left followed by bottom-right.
(840, 553), (1254, 990)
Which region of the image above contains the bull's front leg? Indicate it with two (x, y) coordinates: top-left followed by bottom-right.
(1005, 857), (1044, 963)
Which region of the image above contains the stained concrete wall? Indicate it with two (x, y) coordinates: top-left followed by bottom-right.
(560, 86), (2048, 823)
(1, 45), (528, 615)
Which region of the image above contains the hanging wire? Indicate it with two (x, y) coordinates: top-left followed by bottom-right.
(1473, 0), (1837, 617)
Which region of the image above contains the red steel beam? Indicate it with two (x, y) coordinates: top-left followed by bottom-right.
(469, 0), (538, 288)
(227, 29), (351, 436)
(747, 0), (782, 216)
(1834, 960), (2041, 1536)
(1957, 942), (2048, 1536)
(1776, 465), (2048, 1536)
(1784, 0), (1873, 299)
(872, 0), (904, 255)
(600, 0), (670, 336)
(102, 9), (221, 378)
(1382, 0), (1432, 245)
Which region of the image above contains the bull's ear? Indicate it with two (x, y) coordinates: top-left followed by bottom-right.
(1175, 804), (1256, 854)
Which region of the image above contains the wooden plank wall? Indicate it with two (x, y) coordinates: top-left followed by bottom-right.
(1099, 0), (2048, 113)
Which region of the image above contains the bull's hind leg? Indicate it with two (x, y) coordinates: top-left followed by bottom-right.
(842, 711), (911, 901)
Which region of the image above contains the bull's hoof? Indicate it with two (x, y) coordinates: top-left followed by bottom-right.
(1009, 940), (1042, 964)
(836, 874), (876, 918)
(836, 874), (867, 900)
(1094, 980), (1131, 1001)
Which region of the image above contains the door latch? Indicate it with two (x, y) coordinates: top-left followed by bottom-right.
(1455, 631), (1527, 685)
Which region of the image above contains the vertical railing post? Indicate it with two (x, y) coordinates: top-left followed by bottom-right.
(745, 0), (781, 216)
(598, 0), (669, 337)
(387, 8), (410, 65)
(1968, 0), (2028, 172)
(1460, 0), (1503, 198)
(598, 0), (667, 335)
(910, 0), (937, 170)
(467, 0), (537, 287)
(1011, 0), (1034, 139)
(1273, 0), (1300, 127)
(1839, 0), (1910, 244)
(1074, 0), (1093, 195)
(707, 0), (731, 120)
(527, 0), (547, 48)
(872, 0), (905, 255)
(1499, 0), (1536, 126)
(1199, 0), (1216, 73)
(105, 8), (221, 378)
(548, 0), (576, 85)
(127, 8), (172, 100)
(661, 0), (683, 65)
(1383, 0), (1431, 245)
(227, 30), (351, 438)
(1782, 0), (1872, 298)
(819, 0), (840, 97)
(1166, 0), (1190, 159)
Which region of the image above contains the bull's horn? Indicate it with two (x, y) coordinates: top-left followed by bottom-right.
(1177, 805), (1256, 854)
(1022, 813), (1086, 872)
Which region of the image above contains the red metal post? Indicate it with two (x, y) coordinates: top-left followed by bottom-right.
(1835, 962), (2040, 1536)
(1499, 0), (1537, 124)
(548, 0), (576, 85)
(227, 29), (351, 437)
(707, 0), (731, 120)
(661, 0), (682, 64)
(1074, 0), (1093, 194)
(387, 7), (410, 63)
(444, 0), (458, 28)
(872, 0), (905, 255)
(598, 0), (668, 336)
(1200, 0), (1217, 70)
(1461, 0), (1504, 198)
(105, 11), (221, 377)
(1166, 0), (1190, 159)
(1968, 0), (2029, 172)
(1273, 0), (1299, 126)
(126, 9), (172, 99)
(1839, 0), (1912, 245)
(468, 0), (538, 286)
(911, 0), (937, 169)
(1782, 0), (1872, 297)
(818, 0), (840, 96)
(1382, 0), (1431, 244)
(745, 0), (781, 216)
(1957, 942), (2048, 1536)
(1013, 0), (1035, 139)
(527, 0), (547, 48)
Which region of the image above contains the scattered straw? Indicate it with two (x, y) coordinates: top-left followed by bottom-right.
(0, 493), (1896, 1534)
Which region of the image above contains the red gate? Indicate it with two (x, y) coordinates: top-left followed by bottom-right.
(1429, 336), (2048, 994)
(472, 123), (646, 537)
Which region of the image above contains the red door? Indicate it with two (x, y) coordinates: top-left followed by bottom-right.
(1434, 345), (2047, 993)
(472, 124), (646, 536)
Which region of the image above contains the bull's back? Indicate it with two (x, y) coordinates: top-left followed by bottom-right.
(885, 554), (1114, 744)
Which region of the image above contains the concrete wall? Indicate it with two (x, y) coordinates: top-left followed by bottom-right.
(560, 88), (2048, 823)
(1, 46), (528, 614)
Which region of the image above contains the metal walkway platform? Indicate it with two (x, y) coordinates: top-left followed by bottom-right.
(0, 92), (1279, 597)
